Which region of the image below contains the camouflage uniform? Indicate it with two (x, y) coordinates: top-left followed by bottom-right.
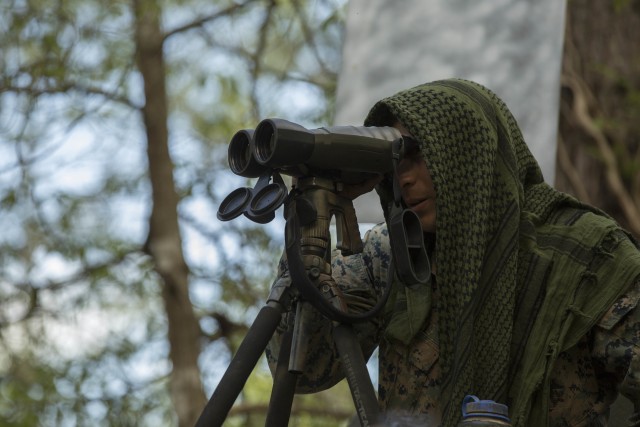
(266, 223), (640, 426)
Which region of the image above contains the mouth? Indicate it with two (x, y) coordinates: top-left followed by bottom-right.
(406, 198), (429, 209)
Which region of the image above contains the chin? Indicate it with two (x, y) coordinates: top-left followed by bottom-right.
(420, 217), (436, 233)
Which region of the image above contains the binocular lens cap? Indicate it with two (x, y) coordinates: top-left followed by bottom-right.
(249, 183), (287, 216)
(244, 210), (276, 224)
(217, 188), (252, 221)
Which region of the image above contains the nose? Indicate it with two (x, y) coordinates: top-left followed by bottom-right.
(396, 157), (418, 188)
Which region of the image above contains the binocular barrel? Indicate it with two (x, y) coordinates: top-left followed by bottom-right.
(228, 129), (270, 178)
(227, 119), (403, 179)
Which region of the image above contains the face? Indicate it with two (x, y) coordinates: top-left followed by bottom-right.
(393, 122), (437, 233)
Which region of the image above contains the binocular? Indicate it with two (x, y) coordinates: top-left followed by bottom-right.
(228, 118), (403, 183)
(218, 118), (404, 223)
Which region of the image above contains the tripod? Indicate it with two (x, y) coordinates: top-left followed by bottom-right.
(196, 177), (387, 427)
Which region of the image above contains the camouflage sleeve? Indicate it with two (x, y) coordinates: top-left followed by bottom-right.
(592, 278), (640, 426)
(265, 223), (391, 393)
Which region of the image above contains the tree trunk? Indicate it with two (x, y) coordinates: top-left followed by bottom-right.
(556, 0), (640, 237)
(133, 0), (207, 425)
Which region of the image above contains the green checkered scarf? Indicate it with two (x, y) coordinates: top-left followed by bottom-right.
(364, 79), (640, 426)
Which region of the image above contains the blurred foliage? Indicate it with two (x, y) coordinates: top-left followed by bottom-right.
(0, 0), (354, 425)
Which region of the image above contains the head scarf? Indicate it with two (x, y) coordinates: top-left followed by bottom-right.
(364, 79), (640, 426)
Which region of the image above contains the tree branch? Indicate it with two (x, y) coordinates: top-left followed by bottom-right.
(290, 0), (334, 77)
(1, 82), (140, 110)
(248, 0), (276, 119)
(163, 0), (254, 42)
(1, 253), (135, 328)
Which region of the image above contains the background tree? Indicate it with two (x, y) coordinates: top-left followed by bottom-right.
(557, 0), (640, 237)
(0, 0), (352, 425)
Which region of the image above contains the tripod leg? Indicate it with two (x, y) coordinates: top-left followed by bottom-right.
(333, 323), (381, 427)
(266, 327), (298, 426)
(195, 302), (284, 427)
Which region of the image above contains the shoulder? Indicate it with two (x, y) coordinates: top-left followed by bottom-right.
(538, 207), (640, 263)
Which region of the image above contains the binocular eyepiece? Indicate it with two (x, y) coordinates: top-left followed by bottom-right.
(228, 118), (403, 183)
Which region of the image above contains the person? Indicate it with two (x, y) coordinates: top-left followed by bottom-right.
(265, 79), (640, 427)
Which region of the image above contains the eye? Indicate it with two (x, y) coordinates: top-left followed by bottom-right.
(402, 135), (420, 154)
(402, 136), (421, 158)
